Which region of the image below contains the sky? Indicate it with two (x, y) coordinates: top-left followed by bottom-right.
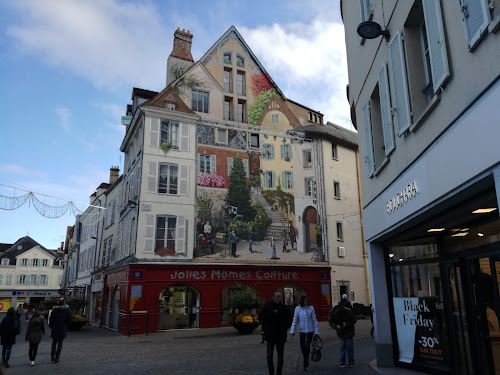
(0, 0), (351, 249)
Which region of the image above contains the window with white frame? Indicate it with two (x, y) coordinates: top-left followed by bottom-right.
(280, 144), (292, 161)
(216, 128), (228, 144)
(166, 102), (175, 110)
(32, 259), (39, 267)
(360, 0), (372, 22)
(160, 121), (179, 149)
(332, 143), (338, 160)
(39, 275), (48, 285)
(6, 275), (12, 285)
(155, 216), (177, 253)
(303, 150), (312, 168)
(158, 164), (178, 194)
(42, 259), (49, 267)
(305, 178), (313, 196)
(261, 144), (274, 160)
(281, 171), (293, 190)
(199, 154), (216, 174)
(21, 258), (28, 267)
(334, 181), (341, 199)
(17, 275), (27, 285)
(1, 259), (9, 265)
(30, 275), (37, 285)
(271, 113), (279, 124)
(263, 171), (276, 189)
(337, 222), (344, 241)
(192, 90), (209, 113)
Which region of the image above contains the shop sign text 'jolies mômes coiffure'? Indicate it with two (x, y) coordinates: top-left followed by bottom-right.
(169, 269), (299, 281)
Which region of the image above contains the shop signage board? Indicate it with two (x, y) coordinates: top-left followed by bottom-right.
(169, 269), (299, 281)
(386, 181), (419, 215)
(393, 297), (446, 369)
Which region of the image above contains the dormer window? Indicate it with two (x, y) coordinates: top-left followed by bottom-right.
(1, 259), (9, 266)
(223, 53), (232, 65)
(236, 55), (244, 67)
(166, 102), (175, 111)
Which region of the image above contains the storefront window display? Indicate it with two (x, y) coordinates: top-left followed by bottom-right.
(389, 239), (449, 372)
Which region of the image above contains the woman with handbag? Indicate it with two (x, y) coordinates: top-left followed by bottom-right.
(290, 295), (319, 371)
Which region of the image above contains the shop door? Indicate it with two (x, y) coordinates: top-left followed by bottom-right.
(445, 256), (500, 375)
(158, 285), (200, 330)
(112, 287), (120, 330)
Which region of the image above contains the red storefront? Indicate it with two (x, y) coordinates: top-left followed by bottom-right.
(102, 263), (331, 335)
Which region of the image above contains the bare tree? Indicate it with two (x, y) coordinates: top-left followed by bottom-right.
(170, 63), (206, 96)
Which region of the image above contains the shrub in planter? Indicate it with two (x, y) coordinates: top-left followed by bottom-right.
(69, 314), (88, 331)
(228, 284), (264, 334)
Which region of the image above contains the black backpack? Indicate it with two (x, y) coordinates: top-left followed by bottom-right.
(311, 335), (323, 362)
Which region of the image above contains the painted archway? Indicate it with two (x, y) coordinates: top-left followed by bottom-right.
(302, 206), (318, 252)
(158, 284), (200, 330)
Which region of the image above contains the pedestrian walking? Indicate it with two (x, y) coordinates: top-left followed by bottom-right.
(0, 307), (21, 368)
(267, 233), (277, 260)
(248, 226), (256, 253)
(49, 298), (72, 363)
(25, 304), (31, 322)
(25, 310), (45, 366)
(259, 290), (292, 375)
(229, 227), (238, 257)
(290, 295), (319, 371)
(329, 295), (357, 368)
(16, 304), (23, 321)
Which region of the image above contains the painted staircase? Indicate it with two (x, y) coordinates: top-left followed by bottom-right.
(252, 187), (288, 240)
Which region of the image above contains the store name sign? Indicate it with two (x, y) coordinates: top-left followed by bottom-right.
(170, 269), (298, 281)
(386, 181), (419, 215)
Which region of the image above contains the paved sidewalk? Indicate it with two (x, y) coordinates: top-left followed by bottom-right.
(1, 319), (382, 375)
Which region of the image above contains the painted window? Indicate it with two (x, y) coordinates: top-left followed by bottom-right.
(250, 134), (260, 148)
(216, 128), (228, 144)
(0, 275), (2, 285)
(1, 259), (8, 265)
(167, 102), (175, 110)
(227, 157), (249, 177)
(223, 53), (232, 64)
(264, 171), (276, 189)
(224, 99), (232, 121)
(160, 121), (179, 149)
(237, 72), (246, 95)
(262, 144), (275, 160)
(237, 102), (245, 123)
(280, 144), (292, 160)
(303, 150), (312, 168)
(192, 90), (209, 113)
(271, 113), (279, 124)
(281, 171), (294, 190)
(223, 69), (232, 92)
(305, 178), (313, 196)
(158, 164), (178, 195)
(155, 216), (177, 252)
(236, 55), (244, 67)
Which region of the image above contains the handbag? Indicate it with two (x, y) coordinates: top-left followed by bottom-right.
(311, 335), (323, 362)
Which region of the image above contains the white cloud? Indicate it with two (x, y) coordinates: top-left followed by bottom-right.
(93, 103), (127, 134)
(7, 0), (169, 91)
(55, 107), (72, 131)
(239, 18), (352, 129)
(0, 164), (49, 180)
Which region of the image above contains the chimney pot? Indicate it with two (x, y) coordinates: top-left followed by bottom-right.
(169, 27), (194, 62)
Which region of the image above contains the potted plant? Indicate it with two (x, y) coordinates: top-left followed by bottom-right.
(161, 142), (171, 155)
(228, 284), (264, 334)
(69, 314), (88, 331)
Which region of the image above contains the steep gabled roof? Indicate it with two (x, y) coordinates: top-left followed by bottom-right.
(294, 122), (358, 149)
(257, 95), (300, 127)
(144, 86), (195, 114)
(200, 25), (284, 98)
(0, 236), (54, 265)
(131, 88), (158, 100)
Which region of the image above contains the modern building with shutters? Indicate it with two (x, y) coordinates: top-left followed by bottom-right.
(342, 0), (500, 374)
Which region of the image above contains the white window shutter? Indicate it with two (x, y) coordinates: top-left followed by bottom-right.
(144, 214), (155, 254)
(272, 171), (276, 188)
(270, 144), (275, 159)
(243, 159), (249, 177)
(227, 157), (234, 176)
(210, 155), (217, 174)
(136, 164), (141, 196)
(281, 171), (285, 189)
(363, 101), (375, 176)
(176, 215), (186, 255)
(130, 172), (135, 198)
(280, 144), (285, 160)
(460, 0), (489, 50)
(147, 161), (157, 193)
(378, 64), (395, 156)
(422, 0), (449, 92)
(150, 118), (159, 147)
(180, 123), (190, 151)
(125, 219), (130, 256)
(179, 165), (189, 196)
(287, 144), (292, 160)
(389, 31), (412, 135)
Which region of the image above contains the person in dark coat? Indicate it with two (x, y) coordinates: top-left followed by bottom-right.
(258, 290), (293, 375)
(25, 310), (45, 366)
(329, 296), (357, 368)
(1, 307), (21, 368)
(49, 298), (72, 363)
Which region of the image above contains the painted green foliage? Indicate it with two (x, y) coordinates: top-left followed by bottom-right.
(248, 88), (280, 125)
(225, 155), (255, 220)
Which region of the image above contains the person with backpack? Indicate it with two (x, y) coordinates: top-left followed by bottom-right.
(25, 310), (45, 366)
(290, 295), (319, 371)
(1, 307), (21, 368)
(329, 294), (357, 368)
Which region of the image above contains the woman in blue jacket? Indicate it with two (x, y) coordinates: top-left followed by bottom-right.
(290, 295), (319, 371)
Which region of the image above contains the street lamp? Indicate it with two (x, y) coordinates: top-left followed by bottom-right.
(357, 21), (390, 42)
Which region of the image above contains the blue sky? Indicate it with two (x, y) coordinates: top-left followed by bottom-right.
(0, 0), (350, 249)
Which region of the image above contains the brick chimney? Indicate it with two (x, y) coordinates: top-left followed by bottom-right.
(109, 166), (119, 185)
(166, 27), (195, 86)
(170, 27), (194, 62)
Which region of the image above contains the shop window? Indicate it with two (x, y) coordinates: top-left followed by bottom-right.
(159, 285), (200, 329)
(160, 121), (179, 149)
(303, 150), (312, 168)
(155, 216), (177, 253)
(158, 164), (178, 195)
(221, 284), (255, 324)
(280, 284), (306, 307)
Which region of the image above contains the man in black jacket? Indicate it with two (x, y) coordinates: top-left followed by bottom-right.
(259, 290), (292, 375)
(329, 296), (356, 368)
(49, 298), (72, 363)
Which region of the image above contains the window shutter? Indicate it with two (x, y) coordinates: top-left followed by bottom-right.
(281, 171), (286, 189)
(264, 172), (269, 188)
(272, 171), (276, 188)
(144, 214), (155, 254)
(147, 161), (157, 193)
(360, 0), (371, 21)
(363, 101), (375, 176)
(243, 159), (249, 177)
(136, 163), (141, 197)
(179, 165), (189, 196)
(460, 0), (489, 50)
(180, 123), (190, 152)
(287, 144), (292, 160)
(197, 154), (201, 172)
(210, 155), (217, 173)
(270, 144), (275, 160)
(150, 117), (159, 147)
(175, 215), (186, 255)
(125, 219), (131, 256)
(379, 64), (395, 156)
(227, 157), (234, 177)
(280, 144), (285, 160)
(422, 0), (449, 92)
(130, 171), (135, 199)
(289, 172), (294, 189)
(389, 31), (412, 135)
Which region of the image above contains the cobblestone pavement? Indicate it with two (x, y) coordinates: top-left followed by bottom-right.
(1, 319), (377, 375)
